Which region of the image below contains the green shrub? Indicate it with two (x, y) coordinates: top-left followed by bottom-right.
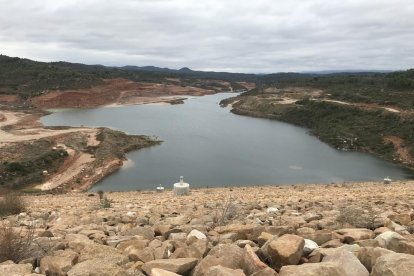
(100, 196), (112, 209)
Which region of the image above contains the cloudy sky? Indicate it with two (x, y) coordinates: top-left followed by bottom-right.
(1, 0), (414, 73)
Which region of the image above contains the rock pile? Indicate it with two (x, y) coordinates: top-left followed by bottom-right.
(1, 181), (414, 275)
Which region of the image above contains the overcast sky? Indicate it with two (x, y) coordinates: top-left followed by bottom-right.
(1, 0), (414, 73)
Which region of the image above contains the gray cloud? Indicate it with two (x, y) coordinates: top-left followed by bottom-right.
(1, 0), (413, 72)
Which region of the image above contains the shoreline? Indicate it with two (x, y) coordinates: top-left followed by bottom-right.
(3, 90), (411, 194)
(0, 106), (161, 194)
(222, 95), (414, 172)
(0, 89), (218, 194)
(86, 179), (414, 196)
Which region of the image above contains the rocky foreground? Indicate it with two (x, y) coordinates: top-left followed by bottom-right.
(2, 180), (414, 275)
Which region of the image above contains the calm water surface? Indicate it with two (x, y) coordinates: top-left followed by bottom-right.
(41, 93), (414, 191)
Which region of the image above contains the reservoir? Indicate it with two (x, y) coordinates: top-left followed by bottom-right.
(41, 93), (414, 191)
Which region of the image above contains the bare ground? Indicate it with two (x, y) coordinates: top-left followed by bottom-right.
(29, 78), (219, 109)
(0, 109), (158, 193)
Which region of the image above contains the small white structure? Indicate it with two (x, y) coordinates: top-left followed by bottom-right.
(173, 176), (190, 196)
(383, 176), (392, 184)
(156, 184), (164, 193)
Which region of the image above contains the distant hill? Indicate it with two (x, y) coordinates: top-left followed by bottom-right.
(300, 69), (394, 74)
(0, 55), (262, 99)
(1, 54), (413, 101)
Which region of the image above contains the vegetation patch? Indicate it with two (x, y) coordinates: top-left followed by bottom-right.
(94, 128), (161, 165)
(0, 139), (68, 189)
(0, 193), (25, 217)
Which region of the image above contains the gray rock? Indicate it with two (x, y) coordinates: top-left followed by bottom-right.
(303, 239), (319, 255)
(375, 231), (404, 248)
(187, 229), (207, 241)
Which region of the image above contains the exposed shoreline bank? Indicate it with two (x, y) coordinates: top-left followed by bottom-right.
(221, 93), (414, 173)
(0, 107), (161, 194)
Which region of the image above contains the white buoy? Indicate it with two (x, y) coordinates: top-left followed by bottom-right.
(383, 176), (392, 184)
(156, 184), (164, 193)
(173, 176), (190, 196)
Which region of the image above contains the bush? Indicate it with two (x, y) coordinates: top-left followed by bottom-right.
(336, 206), (379, 229)
(0, 222), (34, 263)
(212, 197), (239, 228)
(0, 193), (25, 217)
(100, 196), (112, 209)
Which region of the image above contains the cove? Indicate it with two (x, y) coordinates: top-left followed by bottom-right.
(41, 93), (414, 191)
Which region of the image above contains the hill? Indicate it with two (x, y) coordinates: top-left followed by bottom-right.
(0, 55), (257, 100)
(222, 70), (414, 170)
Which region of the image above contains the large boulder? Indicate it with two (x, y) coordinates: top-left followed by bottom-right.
(387, 238), (414, 255)
(151, 268), (180, 276)
(119, 226), (155, 240)
(298, 229), (332, 246)
(357, 247), (393, 272)
(115, 238), (149, 250)
(0, 262), (33, 276)
(65, 233), (95, 252)
(267, 234), (304, 268)
(371, 253), (414, 276)
(375, 231), (404, 248)
(322, 249), (369, 276)
(40, 249), (79, 276)
(279, 262), (346, 276)
(280, 248), (369, 276)
(375, 231), (414, 254)
(215, 224), (264, 241)
(67, 258), (128, 276)
(142, 258), (198, 275)
(192, 244), (244, 276)
(75, 243), (128, 265)
(333, 228), (374, 244)
(242, 244), (269, 275)
(250, 267), (278, 276)
(388, 213), (412, 226)
(206, 265), (246, 276)
(126, 246), (155, 262)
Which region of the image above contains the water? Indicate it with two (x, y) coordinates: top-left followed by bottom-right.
(41, 93), (414, 191)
